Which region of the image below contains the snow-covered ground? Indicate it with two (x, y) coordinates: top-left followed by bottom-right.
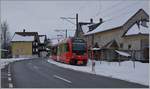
(0, 58), (30, 69)
(47, 59), (149, 86)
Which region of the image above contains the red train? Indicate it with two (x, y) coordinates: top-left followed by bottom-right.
(51, 37), (88, 65)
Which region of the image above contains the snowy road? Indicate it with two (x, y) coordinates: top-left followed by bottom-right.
(1, 58), (148, 88)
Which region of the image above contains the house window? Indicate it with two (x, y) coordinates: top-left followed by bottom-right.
(120, 43), (123, 48)
(128, 44), (131, 49)
(20, 49), (23, 52)
(16, 49), (19, 53)
(36, 42), (38, 46)
(36, 48), (38, 52)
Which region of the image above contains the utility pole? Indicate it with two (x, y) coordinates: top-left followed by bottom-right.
(2, 22), (8, 58)
(60, 13), (78, 37)
(65, 29), (67, 38)
(76, 13), (79, 37)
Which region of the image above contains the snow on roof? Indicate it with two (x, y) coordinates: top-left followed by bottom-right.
(81, 24), (93, 34)
(85, 8), (148, 35)
(39, 36), (45, 43)
(125, 23), (149, 36)
(115, 50), (131, 57)
(12, 34), (34, 41)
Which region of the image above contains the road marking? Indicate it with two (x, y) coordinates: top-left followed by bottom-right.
(8, 77), (12, 81)
(8, 73), (11, 76)
(53, 75), (72, 84)
(9, 83), (13, 88)
(33, 65), (39, 69)
(28, 62), (32, 65)
(8, 65), (11, 74)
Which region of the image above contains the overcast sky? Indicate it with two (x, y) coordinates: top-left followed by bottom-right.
(1, 0), (149, 43)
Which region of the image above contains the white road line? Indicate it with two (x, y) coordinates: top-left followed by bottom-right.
(8, 77), (12, 81)
(9, 83), (13, 88)
(8, 65), (11, 73)
(8, 73), (11, 76)
(33, 66), (39, 69)
(53, 75), (72, 84)
(28, 62), (32, 65)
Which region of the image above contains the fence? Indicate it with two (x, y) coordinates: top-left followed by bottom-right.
(88, 49), (147, 62)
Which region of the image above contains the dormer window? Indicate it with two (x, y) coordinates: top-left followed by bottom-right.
(36, 48), (38, 52)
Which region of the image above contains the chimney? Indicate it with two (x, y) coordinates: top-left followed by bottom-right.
(99, 18), (103, 23)
(23, 29), (25, 32)
(90, 18), (93, 23)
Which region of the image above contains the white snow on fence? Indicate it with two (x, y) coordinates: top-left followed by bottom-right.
(91, 47), (100, 51)
(115, 50), (131, 57)
(47, 59), (149, 86)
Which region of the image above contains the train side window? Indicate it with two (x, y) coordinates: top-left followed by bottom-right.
(54, 46), (57, 55)
(66, 43), (69, 52)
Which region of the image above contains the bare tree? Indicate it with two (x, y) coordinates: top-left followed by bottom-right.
(0, 21), (11, 58)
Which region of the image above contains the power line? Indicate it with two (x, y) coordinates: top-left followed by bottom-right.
(94, 1), (140, 19)
(102, 2), (146, 21)
(104, 1), (140, 18)
(66, 1), (89, 18)
(94, 1), (124, 18)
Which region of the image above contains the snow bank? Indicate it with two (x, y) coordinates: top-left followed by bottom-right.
(0, 58), (30, 69)
(47, 59), (149, 86)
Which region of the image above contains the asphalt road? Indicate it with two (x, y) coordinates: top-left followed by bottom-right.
(1, 58), (148, 88)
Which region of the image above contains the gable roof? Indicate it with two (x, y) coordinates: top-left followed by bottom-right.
(74, 22), (92, 37)
(78, 22), (93, 33)
(88, 22), (102, 31)
(81, 24), (93, 34)
(80, 22), (101, 34)
(11, 31), (39, 42)
(11, 33), (35, 42)
(125, 22), (149, 36)
(15, 32), (38, 36)
(85, 8), (149, 36)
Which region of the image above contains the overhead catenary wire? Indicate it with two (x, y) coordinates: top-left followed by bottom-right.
(93, 1), (124, 18)
(94, 1), (141, 20)
(102, 2), (147, 22)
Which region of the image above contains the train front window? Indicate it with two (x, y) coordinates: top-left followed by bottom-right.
(72, 43), (86, 51)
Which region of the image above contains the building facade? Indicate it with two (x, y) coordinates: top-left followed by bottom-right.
(11, 30), (39, 58)
(38, 35), (48, 57)
(84, 9), (149, 61)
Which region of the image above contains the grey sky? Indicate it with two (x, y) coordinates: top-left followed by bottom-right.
(1, 0), (149, 42)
